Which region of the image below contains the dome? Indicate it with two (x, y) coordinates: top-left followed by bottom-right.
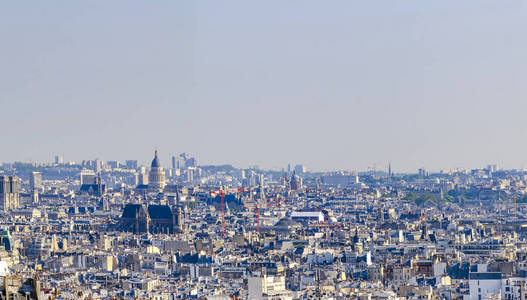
(149, 150), (166, 192)
(151, 150), (161, 168)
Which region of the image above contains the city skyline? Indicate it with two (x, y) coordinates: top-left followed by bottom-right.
(0, 151), (505, 175)
(2, 2), (527, 298)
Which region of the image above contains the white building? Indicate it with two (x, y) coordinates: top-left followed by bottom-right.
(248, 275), (292, 300)
(469, 272), (502, 300)
(469, 272), (527, 300)
(291, 211), (324, 222)
(321, 172), (361, 188)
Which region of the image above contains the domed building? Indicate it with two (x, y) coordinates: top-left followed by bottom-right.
(149, 150), (166, 192)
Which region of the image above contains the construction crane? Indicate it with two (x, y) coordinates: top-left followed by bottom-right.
(210, 188), (228, 235)
(210, 187), (253, 235)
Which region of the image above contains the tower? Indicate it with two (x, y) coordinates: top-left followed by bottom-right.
(0, 176), (19, 212)
(174, 207), (184, 233)
(30, 171), (42, 191)
(290, 172), (300, 191)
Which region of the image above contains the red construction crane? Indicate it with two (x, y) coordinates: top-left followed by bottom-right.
(210, 187), (252, 235)
(210, 189), (227, 234)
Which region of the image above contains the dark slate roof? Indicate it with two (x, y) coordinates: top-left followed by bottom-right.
(469, 272), (502, 280)
(122, 204), (142, 219)
(80, 184), (106, 192)
(148, 205), (173, 220)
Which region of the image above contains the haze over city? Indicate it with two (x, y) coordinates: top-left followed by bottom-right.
(2, 1), (527, 172)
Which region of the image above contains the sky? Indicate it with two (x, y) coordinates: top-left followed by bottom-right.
(1, 1), (527, 172)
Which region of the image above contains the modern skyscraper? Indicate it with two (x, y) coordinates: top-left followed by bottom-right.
(55, 155), (63, 164)
(125, 160), (138, 170)
(177, 153), (197, 169)
(30, 171), (42, 191)
(136, 172), (149, 186)
(294, 164), (306, 174)
(95, 159), (103, 173)
(80, 170), (96, 185)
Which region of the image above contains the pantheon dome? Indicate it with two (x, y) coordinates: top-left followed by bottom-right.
(149, 150), (166, 192)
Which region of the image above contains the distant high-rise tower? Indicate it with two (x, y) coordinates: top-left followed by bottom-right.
(0, 176), (19, 212)
(388, 162), (392, 177)
(30, 171), (41, 204)
(125, 160), (138, 170)
(80, 170), (96, 185)
(186, 169), (193, 183)
(32, 188), (39, 204)
(149, 150), (166, 192)
(30, 171), (42, 191)
(294, 164), (306, 174)
(95, 159), (103, 173)
(55, 155), (63, 164)
(136, 172), (149, 186)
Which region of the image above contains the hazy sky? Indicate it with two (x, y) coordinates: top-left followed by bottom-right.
(1, 1), (527, 172)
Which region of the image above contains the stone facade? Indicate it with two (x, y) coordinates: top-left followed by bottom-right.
(0, 176), (19, 212)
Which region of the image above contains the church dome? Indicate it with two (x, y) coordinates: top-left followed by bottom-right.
(149, 150), (166, 192)
(151, 150), (161, 168)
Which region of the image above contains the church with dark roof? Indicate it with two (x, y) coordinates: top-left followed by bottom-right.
(118, 203), (183, 234)
(119, 150), (184, 234)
